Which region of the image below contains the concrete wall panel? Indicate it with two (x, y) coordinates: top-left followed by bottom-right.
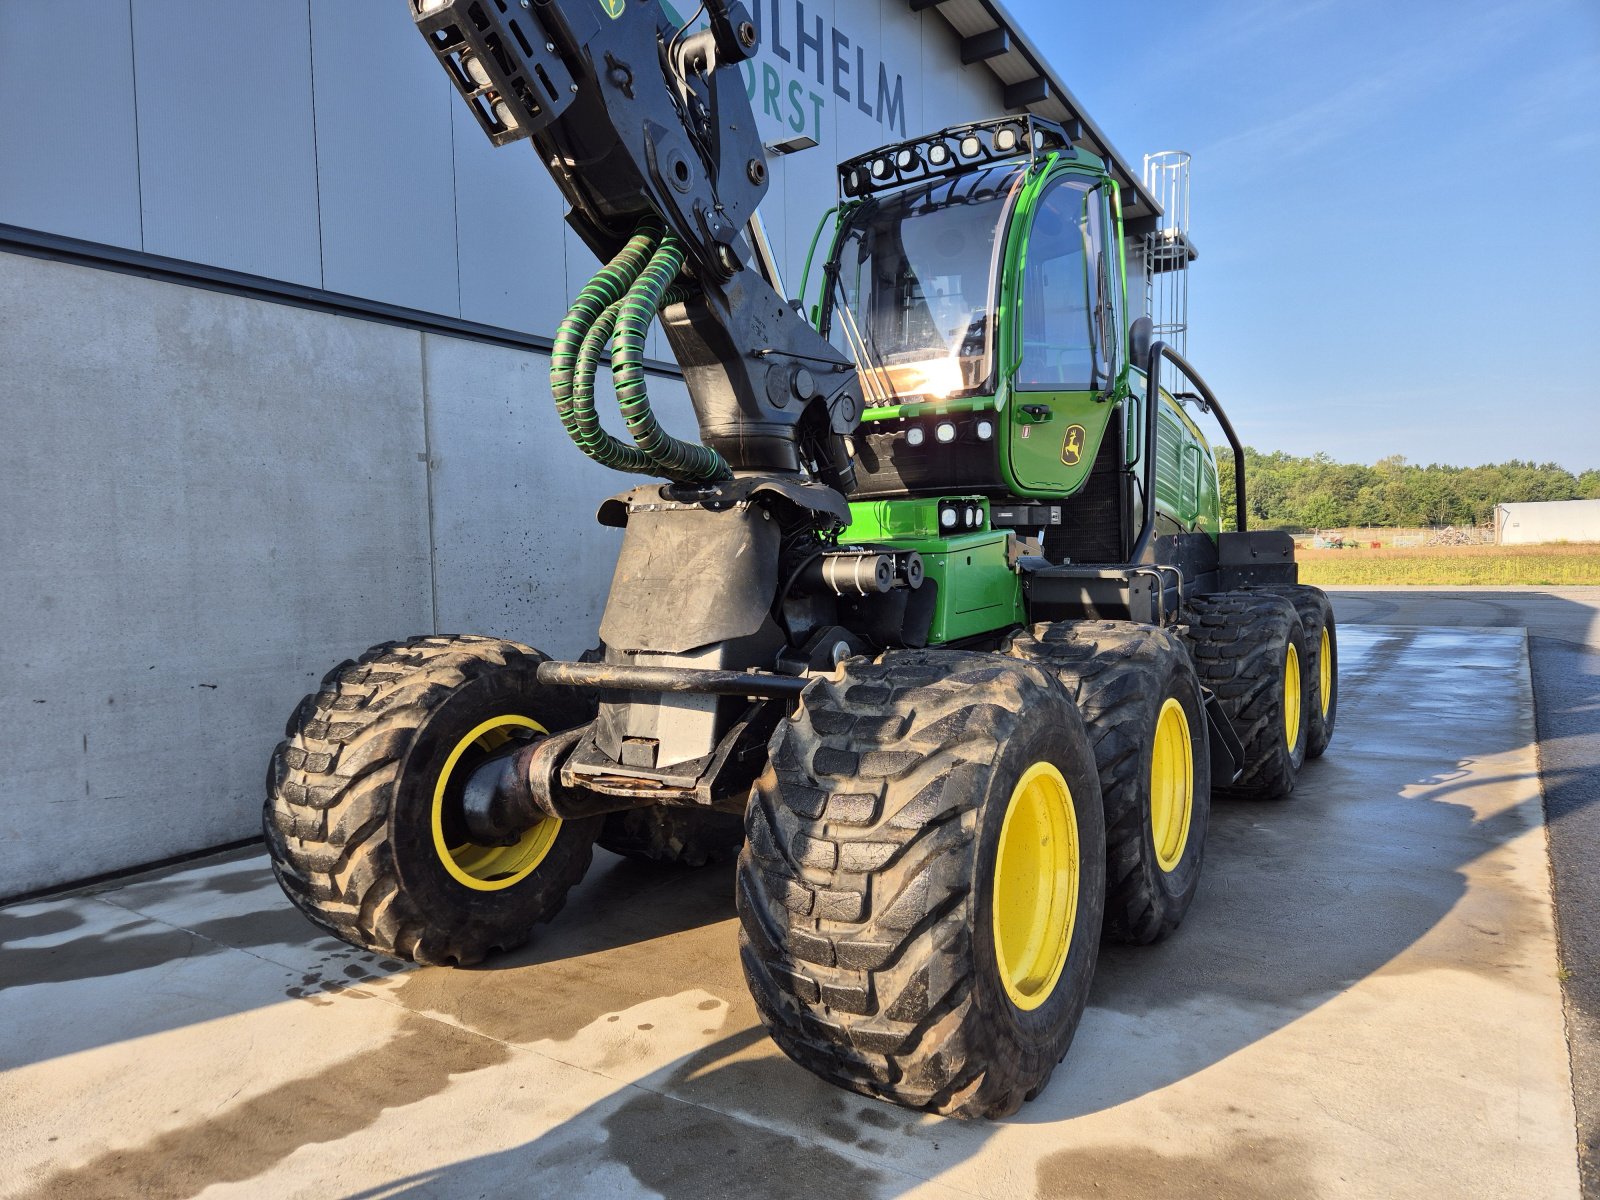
(423, 336), (618, 660)
(131, 0), (323, 284)
(422, 333), (705, 661)
(0, 0), (143, 249)
(0, 253), (433, 897)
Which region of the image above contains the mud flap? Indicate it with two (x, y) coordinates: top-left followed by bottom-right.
(1204, 687), (1244, 785)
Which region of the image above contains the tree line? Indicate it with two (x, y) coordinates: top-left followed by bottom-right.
(1213, 450), (1600, 531)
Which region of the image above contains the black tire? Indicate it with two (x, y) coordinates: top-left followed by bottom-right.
(1262, 585), (1338, 759)
(1008, 621), (1211, 945)
(598, 806), (745, 867)
(737, 650), (1106, 1119)
(1183, 593), (1309, 801)
(264, 635), (601, 966)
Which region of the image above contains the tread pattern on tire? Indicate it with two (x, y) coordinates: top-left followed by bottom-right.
(264, 635), (596, 966)
(1182, 593), (1306, 801)
(1007, 620), (1209, 944)
(737, 649), (1101, 1119)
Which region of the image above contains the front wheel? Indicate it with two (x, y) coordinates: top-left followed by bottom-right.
(738, 650), (1106, 1119)
(264, 635), (601, 966)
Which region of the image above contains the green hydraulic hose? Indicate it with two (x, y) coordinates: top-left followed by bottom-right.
(611, 233), (732, 482)
(567, 299), (657, 473)
(550, 226), (658, 468)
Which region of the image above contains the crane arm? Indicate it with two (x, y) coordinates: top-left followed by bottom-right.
(412, 0), (861, 490)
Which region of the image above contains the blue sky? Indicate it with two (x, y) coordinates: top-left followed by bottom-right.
(1015, 0), (1600, 471)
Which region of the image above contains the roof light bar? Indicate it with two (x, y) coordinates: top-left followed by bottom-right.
(838, 115), (1073, 199)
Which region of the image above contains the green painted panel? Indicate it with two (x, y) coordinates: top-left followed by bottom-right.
(918, 534), (1025, 642)
(841, 498), (1024, 643)
(1128, 368), (1222, 539)
(999, 389), (1116, 496)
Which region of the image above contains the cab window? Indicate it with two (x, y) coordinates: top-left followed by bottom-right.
(1016, 178), (1097, 391)
(823, 166), (1023, 403)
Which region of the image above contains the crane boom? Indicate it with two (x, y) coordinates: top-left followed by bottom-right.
(412, 0), (862, 490)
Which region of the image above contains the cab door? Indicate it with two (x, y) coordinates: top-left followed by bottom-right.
(1001, 174), (1122, 496)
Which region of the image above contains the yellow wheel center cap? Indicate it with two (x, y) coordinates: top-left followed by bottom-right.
(1150, 697), (1194, 872)
(432, 715), (561, 892)
(1319, 626), (1332, 718)
(992, 762), (1079, 1011)
(1284, 641), (1302, 752)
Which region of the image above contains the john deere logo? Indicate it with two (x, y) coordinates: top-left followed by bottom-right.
(600, 0), (625, 17)
(1061, 425), (1087, 466)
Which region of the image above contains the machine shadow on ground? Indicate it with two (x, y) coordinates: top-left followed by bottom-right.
(0, 849), (737, 1071)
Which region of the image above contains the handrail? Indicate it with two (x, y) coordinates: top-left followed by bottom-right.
(1132, 340), (1247, 562)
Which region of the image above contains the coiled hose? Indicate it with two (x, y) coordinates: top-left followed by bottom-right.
(549, 221), (731, 483)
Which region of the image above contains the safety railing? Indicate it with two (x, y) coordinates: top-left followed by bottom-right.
(1132, 340), (1247, 562)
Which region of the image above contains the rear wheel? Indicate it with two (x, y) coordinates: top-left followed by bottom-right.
(264, 635), (601, 966)
(1008, 621), (1211, 944)
(737, 650), (1106, 1119)
(1263, 585), (1338, 759)
(1183, 594), (1309, 801)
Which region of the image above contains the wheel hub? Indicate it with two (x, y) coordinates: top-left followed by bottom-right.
(433, 716), (561, 891)
(1284, 641), (1302, 752)
(1319, 625), (1332, 717)
(992, 762), (1079, 1011)
(1150, 697), (1194, 872)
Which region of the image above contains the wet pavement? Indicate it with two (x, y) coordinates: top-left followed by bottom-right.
(0, 626), (1581, 1199)
(1331, 587), (1600, 1199)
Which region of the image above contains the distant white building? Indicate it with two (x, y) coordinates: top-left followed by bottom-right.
(1495, 499), (1600, 545)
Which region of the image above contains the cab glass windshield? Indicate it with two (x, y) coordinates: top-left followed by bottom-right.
(824, 166), (1023, 405)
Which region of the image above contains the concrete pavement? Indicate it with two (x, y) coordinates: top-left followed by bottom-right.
(0, 625), (1581, 1198)
(1330, 587), (1600, 1199)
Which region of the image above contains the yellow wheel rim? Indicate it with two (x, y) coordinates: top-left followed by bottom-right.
(1319, 625), (1332, 718)
(992, 762), (1079, 1011)
(431, 715), (561, 892)
(1150, 697), (1194, 872)
(1284, 641), (1302, 753)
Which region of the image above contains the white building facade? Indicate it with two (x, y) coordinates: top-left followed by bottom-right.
(1496, 500), (1600, 545)
(0, 0), (1156, 897)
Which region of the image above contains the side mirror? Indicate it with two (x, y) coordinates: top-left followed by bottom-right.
(1128, 315), (1153, 367)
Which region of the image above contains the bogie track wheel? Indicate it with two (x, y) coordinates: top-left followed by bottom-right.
(264, 635), (602, 966)
(737, 650), (1106, 1119)
(1008, 621), (1211, 944)
(1261, 585), (1338, 759)
(1183, 594), (1310, 801)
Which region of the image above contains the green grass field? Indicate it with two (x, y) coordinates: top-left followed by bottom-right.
(1295, 543), (1600, 586)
